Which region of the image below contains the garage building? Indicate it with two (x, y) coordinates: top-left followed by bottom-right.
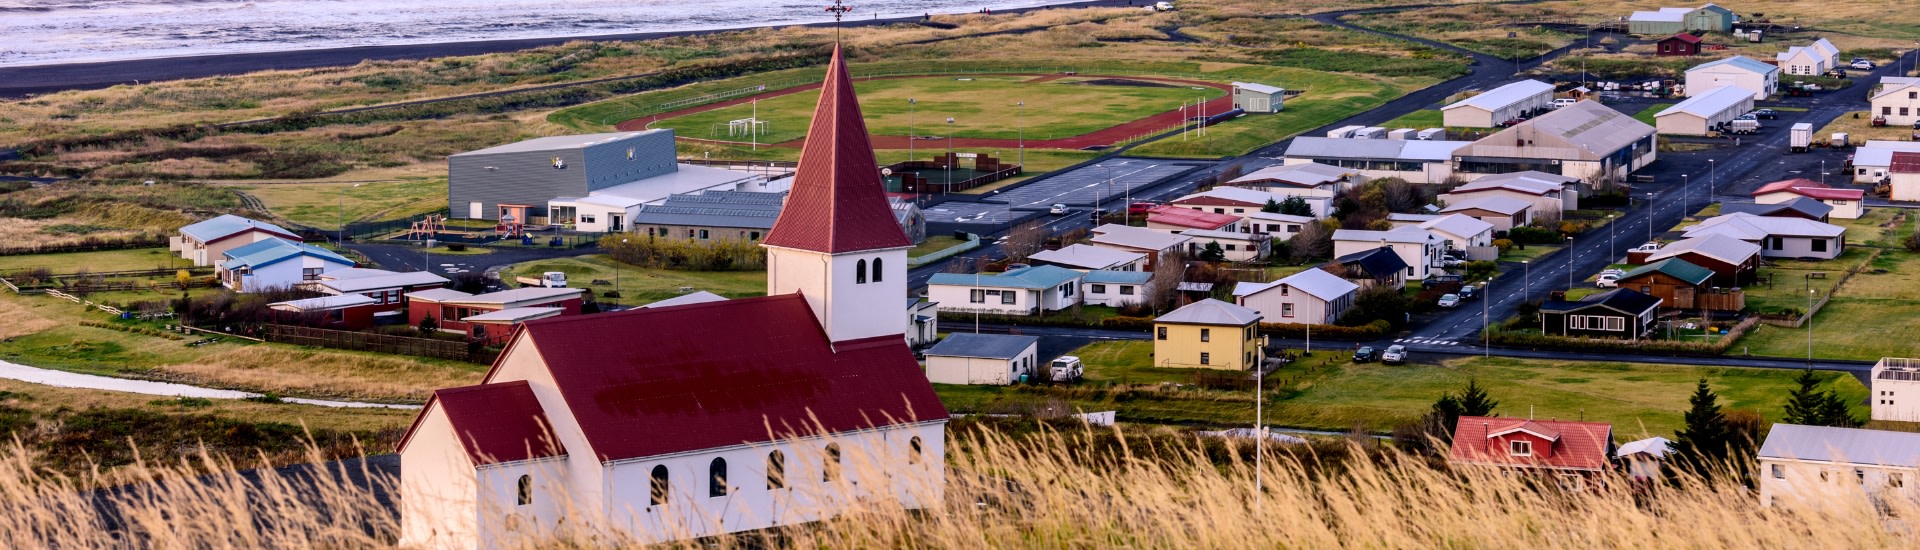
(1231, 82), (1285, 113)
(1451, 100), (1657, 182)
(1441, 80), (1556, 128)
(1685, 56), (1779, 100)
(922, 333), (1041, 385)
(1654, 86), (1755, 136)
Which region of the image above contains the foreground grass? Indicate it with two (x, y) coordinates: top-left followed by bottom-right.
(499, 255), (768, 304)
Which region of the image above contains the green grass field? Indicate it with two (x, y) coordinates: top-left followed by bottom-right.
(1380, 109), (1443, 130)
(1633, 103), (1674, 127)
(231, 178), (448, 231)
(908, 236), (968, 258)
(499, 255), (768, 304)
(1735, 251), (1920, 361)
(652, 75), (1220, 144)
(0, 248), (184, 273)
(1127, 68), (1413, 158)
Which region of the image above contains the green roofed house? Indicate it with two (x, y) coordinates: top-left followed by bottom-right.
(926, 265), (1086, 316)
(217, 237), (356, 293)
(1615, 258), (1741, 311)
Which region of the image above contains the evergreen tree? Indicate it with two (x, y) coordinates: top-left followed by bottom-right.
(1672, 378), (1730, 476)
(1262, 199), (1282, 213)
(1198, 241), (1226, 262)
(1456, 379), (1498, 417)
(1279, 196), (1314, 217)
(1817, 393), (1864, 428)
(1781, 369), (1826, 425)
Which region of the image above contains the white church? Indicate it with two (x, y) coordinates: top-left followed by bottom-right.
(397, 45), (951, 548)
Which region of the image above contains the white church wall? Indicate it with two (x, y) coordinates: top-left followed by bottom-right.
(481, 335), (609, 528)
(399, 405), (481, 550)
(766, 245), (910, 342)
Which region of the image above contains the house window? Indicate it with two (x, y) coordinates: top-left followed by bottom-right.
(971, 289), (985, 303)
(1001, 291), (1016, 305)
(1266, 224), (1279, 232)
(1770, 237), (1783, 250)
(1812, 239), (1828, 252)
(1820, 470), (1833, 482)
(1214, 208), (1225, 214)
(385, 290), (399, 303)
(824, 444), (842, 482)
(1200, 328), (1211, 342)
(1157, 327), (1168, 340)
(1120, 285), (1135, 295)
(1857, 469), (1867, 484)
(872, 258), (884, 282)
(709, 458), (728, 497)
(1287, 224), (1301, 233)
(1911, 91), (1918, 100)
(1280, 285), (1289, 296)
(1281, 303), (1295, 317)
(767, 451), (787, 489)
(1199, 352), (1211, 365)
(1090, 284), (1108, 294)
(1246, 351), (1253, 365)
(1772, 464), (1785, 479)
(856, 260), (867, 284)
(909, 436), (924, 465)
(1234, 208), (1245, 214)
(517, 475), (532, 506)
(1510, 440), (1533, 456)
(1225, 244), (1238, 251)
(698, 229), (710, 240)
(649, 465), (670, 506)
(581, 215), (596, 224)
(686, 229), (696, 238)
(750, 231), (761, 240)
(1884, 106), (1894, 115)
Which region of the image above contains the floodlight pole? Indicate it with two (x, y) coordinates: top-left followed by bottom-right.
(1807, 288), (1815, 367)
(1017, 101), (1025, 168)
(1522, 260), (1530, 302)
(1682, 174), (1689, 216)
(1647, 192), (1654, 245)
(1483, 277), (1492, 358)
(616, 238), (627, 306)
(946, 117), (956, 196)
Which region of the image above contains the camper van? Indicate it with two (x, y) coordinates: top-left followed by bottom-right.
(1353, 127), (1388, 139)
(1327, 125), (1365, 139)
(1387, 128), (1417, 140)
(1416, 128), (1447, 140)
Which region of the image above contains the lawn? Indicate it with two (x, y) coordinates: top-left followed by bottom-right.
(1734, 251), (1920, 361)
(498, 255), (768, 304)
(0, 247), (184, 274)
(231, 178), (449, 231)
(1380, 109), (1443, 130)
(651, 75), (1222, 144)
(1632, 103), (1674, 127)
(1816, 110), (1916, 144)
(1498, 244), (1562, 263)
(909, 236), (968, 258)
(1125, 66), (1422, 158)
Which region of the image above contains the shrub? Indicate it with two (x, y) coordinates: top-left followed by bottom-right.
(444, 243), (467, 252)
(1258, 319), (1390, 340)
(1491, 239), (1514, 253)
(601, 235), (766, 271)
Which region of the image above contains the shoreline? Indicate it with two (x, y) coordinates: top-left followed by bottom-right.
(0, 0), (1115, 98)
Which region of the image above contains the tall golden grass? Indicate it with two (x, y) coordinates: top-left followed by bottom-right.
(13, 422), (1916, 548)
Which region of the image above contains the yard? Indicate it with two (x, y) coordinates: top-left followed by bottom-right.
(1818, 110), (1917, 145)
(1632, 103), (1673, 127)
(909, 235), (969, 258)
(1734, 251), (1920, 361)
(230, 178), (450, 231)
(1380, 109), (1443, 130)
(0, 247), (184, 273)
(498, 255), (768, 304)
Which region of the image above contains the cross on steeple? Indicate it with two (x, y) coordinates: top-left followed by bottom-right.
(824, 0), (852, 43)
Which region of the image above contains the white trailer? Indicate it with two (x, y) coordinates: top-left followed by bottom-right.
(1790, 123), (1812, 153)
(1353, 127), (1388, 139)
(1387, 128), (1417, 140)
(1416, 128), (1447, 140)
(1327, 125), (1364, 139)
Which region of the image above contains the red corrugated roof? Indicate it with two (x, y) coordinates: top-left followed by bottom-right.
(761, 45), (912, 254)
(432, 381), (565, 466)
(1449, 416), (1613, 472)
(1752, 178), (1823, 195)
(1666, 33), (1702, 44)
(1891, 152), (1920, 174)
(500, 294), (946, 462)
(1147, 205), (1240, 230)
(1752, 178), (1863, 200)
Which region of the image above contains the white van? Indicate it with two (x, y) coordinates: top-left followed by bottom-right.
(1553, 98), (1579, 109)
(1416, 128), (1447, 140)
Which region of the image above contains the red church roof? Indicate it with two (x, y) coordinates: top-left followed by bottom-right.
(1751, 178), (1864, 200)
(1448, 416), (1614, 472)
(485, 294), (946, 463)
(426, 381), (566, 466)
(761, 45), (912, 254)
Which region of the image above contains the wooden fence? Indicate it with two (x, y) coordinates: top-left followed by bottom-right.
(1760, 249), (1879, 328)
(261, 324), (497, 363)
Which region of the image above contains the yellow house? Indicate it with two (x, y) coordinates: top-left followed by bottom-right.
(1153, 298), (1264, 369)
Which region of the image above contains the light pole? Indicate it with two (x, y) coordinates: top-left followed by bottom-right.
(1807, 288), (1816, 367)
(908, 98), (917, 162)
(1565, 236), (1573, 290)
(1682, 174), (1689, 216)
(616, 238), (627, 306)
(1709, 159), (1717, 199)
(945, 117), (955, 196)
(1482, 277), (1492, 358)
(1646, 192), (1654, 245)
(1607, 213), (1616, 253)
(1016, 101), (1025, 168)
(1522, 260), (1530, 302)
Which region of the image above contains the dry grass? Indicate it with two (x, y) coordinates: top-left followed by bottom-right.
(0, 300), (59, 340)
(157, 347), (484, 403)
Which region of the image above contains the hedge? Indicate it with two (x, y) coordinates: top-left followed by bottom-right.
(1484, 316), (1759, 356)
(1257, 320), (1391, 340)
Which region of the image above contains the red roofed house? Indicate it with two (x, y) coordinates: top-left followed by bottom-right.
(1751, 178), (1865, 219)
(1145, 205), (1243, 233)
(1891, 152), (1920, 202)
(397, 45), (948, 548)
(1449, 416), (1616, 490)
(1657, 33), (1702, 56)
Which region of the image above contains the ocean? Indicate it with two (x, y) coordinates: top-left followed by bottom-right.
(0, 0), (1068, 67)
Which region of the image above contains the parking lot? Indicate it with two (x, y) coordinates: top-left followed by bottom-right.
(921, 157), (1211, 232)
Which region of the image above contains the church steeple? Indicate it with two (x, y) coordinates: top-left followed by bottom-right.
(761, 44), (911, 254)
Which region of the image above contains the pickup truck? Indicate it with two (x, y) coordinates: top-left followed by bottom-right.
(515, 271), (568, 288)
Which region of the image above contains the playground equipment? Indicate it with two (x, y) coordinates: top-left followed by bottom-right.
(496, 204), (530, 238)
(406, 214), (445, 240)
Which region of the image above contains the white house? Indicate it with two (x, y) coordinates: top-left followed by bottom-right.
(1653, 85), (1755, 136)
(1872, 79), (1920, 127)
(1440, 170), (1579, 216)
(397, 45), (948, 549)
(1442, 80), (1556, 128)
(1227, 162), (1352, 197)
(1245, 211), (1315, 241)
(1681, 212), (1846, 260)
(907, 298), (939, 349)
(1684, 56), (1779, 100)
(1851, 140), (1920, 184)
(1894, 152), (1920, 202)
(1758, 424), (1920, 509)
(1750, 179), (1864, 219)
(1776, 40), (1838, 77)
(1332, 226), (1443, 280)
(1419, 214), (1495, 254)
(1089, 224), (1191, 271)
(926, 265), (1085, 316)
(922, 333), (1041, 385)
(1617, 437), (1674, 482)
(1182, 229), (1270, 261)
(172, 214), (303, 267)
(1440, 196), (1533, 231)
(1233, 268), (1357, 325)
(1028, 244), (1146, 272)
(216, 237), (356, 293)
(1872, 357), (1920, 423)
(1080, 270), (1152, 307)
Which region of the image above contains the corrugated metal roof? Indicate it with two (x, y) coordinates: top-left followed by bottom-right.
(632, 190), (786, 229)
(1181, 228), (1259, 240)
(761, 45), (914, 254)
(311, 270), (448, 293)
(1452, 171), (1573, 195)
(1647, 233), (1762, 265)
(1029, 244), (1145, 270)
(1443, 80), (1555, 112)
(179, 214), (298, 244)
(1231, 162), (1349, 187)
(407, 288), (475, 302)
(447, 287), (585, 306)
(1336, 246), (1409, 277)
(1893, 151), (1920, 174)
(1468, 100), (1653, 161)
(1619, 258), (1714, 286)
(1683, 212), (1845, 239)
(268, 294), (380, 312)
(1419, 213), (1494, 240)
(923, 333), (1039, 360)
(927, 265), (1084, 290)
(1759, 424), (1920, 467)
(1333, 225), (1434, 245)
(1442, 195), (1532, 216)
(1270, 268), (1357, 301)
(1689, 55), (1778, 75)
(1156, 298), (1262, 326)
(1232, 81), (1284, 95)
(220, 237), (353, 270)
(1449, 416), (1613, 472)
(642, 291), (729, 309)
(1629, 9), (1685, 22)
(1090, 224), (1193, 251)
(460, 306), (566, 323)
(1655, 85), (1751, 118)
(1722, 198), (1833, 219)
(582, 164), (760, 204)
(1616, 436), (1673, 458)
(452, 130), (665, 156)
(1081, 270), (1152, 284)
(1285, 137), (1470, 162)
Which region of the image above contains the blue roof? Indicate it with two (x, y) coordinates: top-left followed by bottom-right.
(179, 214), (296, 243)
(928, 264), (1083, 290)
(923, 333), (1039, 360)
(1081, 270), (1153, 284)
(221, 237), (354, 270)
(1690, 56), (1777, 75)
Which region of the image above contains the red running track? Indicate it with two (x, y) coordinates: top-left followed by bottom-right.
(615, 73), (1234, 151)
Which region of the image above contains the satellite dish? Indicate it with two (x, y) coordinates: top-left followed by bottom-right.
(881, 168), (894, 176)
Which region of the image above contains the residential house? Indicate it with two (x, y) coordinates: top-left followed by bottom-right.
(1643, 234), (1762, 285)
(906, 298), (939, 349)
(1777, 41), (1836, 77)
(1332, 246), (1410, 290)
(1231, 82), (1285, 113)
(1089, 224), (1191, 272)
(1852, 140), (1920, 184)
(398, 46), (947, 548)
(460, 307), (566, 344)
(1181, 229), (1270, 261)
(1441, 196), (1532, 232)
(216, 237), (355, 293)
(922, 333), (1041, 385)
(300, 268), (451, 312)
(1653, 85), (1755, 136)
(1871, 357), (1920, 423)
(1245, 211), (1316, 241)
(1449, 416), (1616, 490)
(1685, 56), (1780, 100)
(1281, 137), (1470, 184)
(925, 265), (1084, 316)
(1617, 437), (1675, 482)
(1873, 78), (1920, 127)
(1028, 244), (1146, 272)
(1146, 206), (1243, 234)
(1081, 270), (1152, 307)
(406, 287), (587, 336)
(1616, 258), (1742, 311)
(1757, 424), (1920, 508)
(1445, 171), (1581, 216)
(1152, 299), (1264, 370)
(1418, 214), (1496, 258)
(172, 214), (303, 267)
(1538, 288), (1663, 339)
(1233, 268), (1357, 325)
(1165, 188), (1296, 224)
(1750, 178), (1862, 219)
(1227, 162), (1352, 197)
(1451, 100), (1658, 182)
(1332, 226), (1443, 280)
(1681, 212), (1846, 260)
(1441, 80), (1555, 128)
(1657, 33), (1702, 56)
(268, 294), (382, 330)
(1722, 198), (1833, 222)
(1894, 152), (1920, 201)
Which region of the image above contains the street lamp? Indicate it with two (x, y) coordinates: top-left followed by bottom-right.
(1807, 288), (1816, 367)
(1647, 192), (1654, 245)
(945, 117), (956, 195)
(1482, 277), (1493, 358)
(908, 98), (917, 162)
(1565, 236), (1573, 290)
(616, 238), (627, 306)
(1682, 174), (1690, 216)
(1522, 260), (1530, 302)
(1709, 159), (1717, 198)
(1607, 213), (1616, 253)
(1017, 101), (1025, 168)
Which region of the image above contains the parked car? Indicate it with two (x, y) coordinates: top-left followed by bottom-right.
(1599, 268), (1626, 279)
(1553, 98), (1578, 109)
(1852, 59), (1875, 70)
(1127, 202), (1158, 215)
(1735, 113), (1757, 121)
(1049, 204), (1070, 215)
(1437, 294), (1461, 308)
(1352, 346), (1378, 363)
(1632, 241), (1662, 252)
(1381, 345), (1408, 365)
(1596, 273), (1620, 288)
(1458, 284), (1477, 300)
(1441, 256), (1467, 268)
(1751, 108), (1778, 120)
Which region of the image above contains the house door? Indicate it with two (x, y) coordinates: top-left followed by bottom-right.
(609, 214), (624, 232)
(1675, 286), (1695, 309)
(469, 201), (484, 218)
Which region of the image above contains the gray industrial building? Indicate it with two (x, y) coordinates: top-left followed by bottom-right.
(447, 130), (680, 222)
(632, 190), (927, 244)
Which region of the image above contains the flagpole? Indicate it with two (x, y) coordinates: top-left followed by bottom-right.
(752, 98), (758, 152)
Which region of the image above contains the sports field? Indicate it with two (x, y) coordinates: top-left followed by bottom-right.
(649, 75), (1223, 144)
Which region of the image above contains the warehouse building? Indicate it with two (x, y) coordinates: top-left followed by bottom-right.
(1441, 80), (1556, 128)
(1281, 137), (1471, 184)
(1684, 56), (1779, 101)
(449, 130), (771, 224)
(1450, 100), (1657, 181)
(1654, 86), (1755, 136)
(1627, 4), (1732, 35)
(1231, 82), (1285, 113)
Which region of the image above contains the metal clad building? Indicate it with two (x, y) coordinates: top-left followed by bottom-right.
(447, 130), (678, 220)
(1231, 82), (1285, 113)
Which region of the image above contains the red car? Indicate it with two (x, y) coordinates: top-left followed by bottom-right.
(1127, 202), (1159, 215)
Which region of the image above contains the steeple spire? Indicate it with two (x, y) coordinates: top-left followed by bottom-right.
(761, 44), (910, 254)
